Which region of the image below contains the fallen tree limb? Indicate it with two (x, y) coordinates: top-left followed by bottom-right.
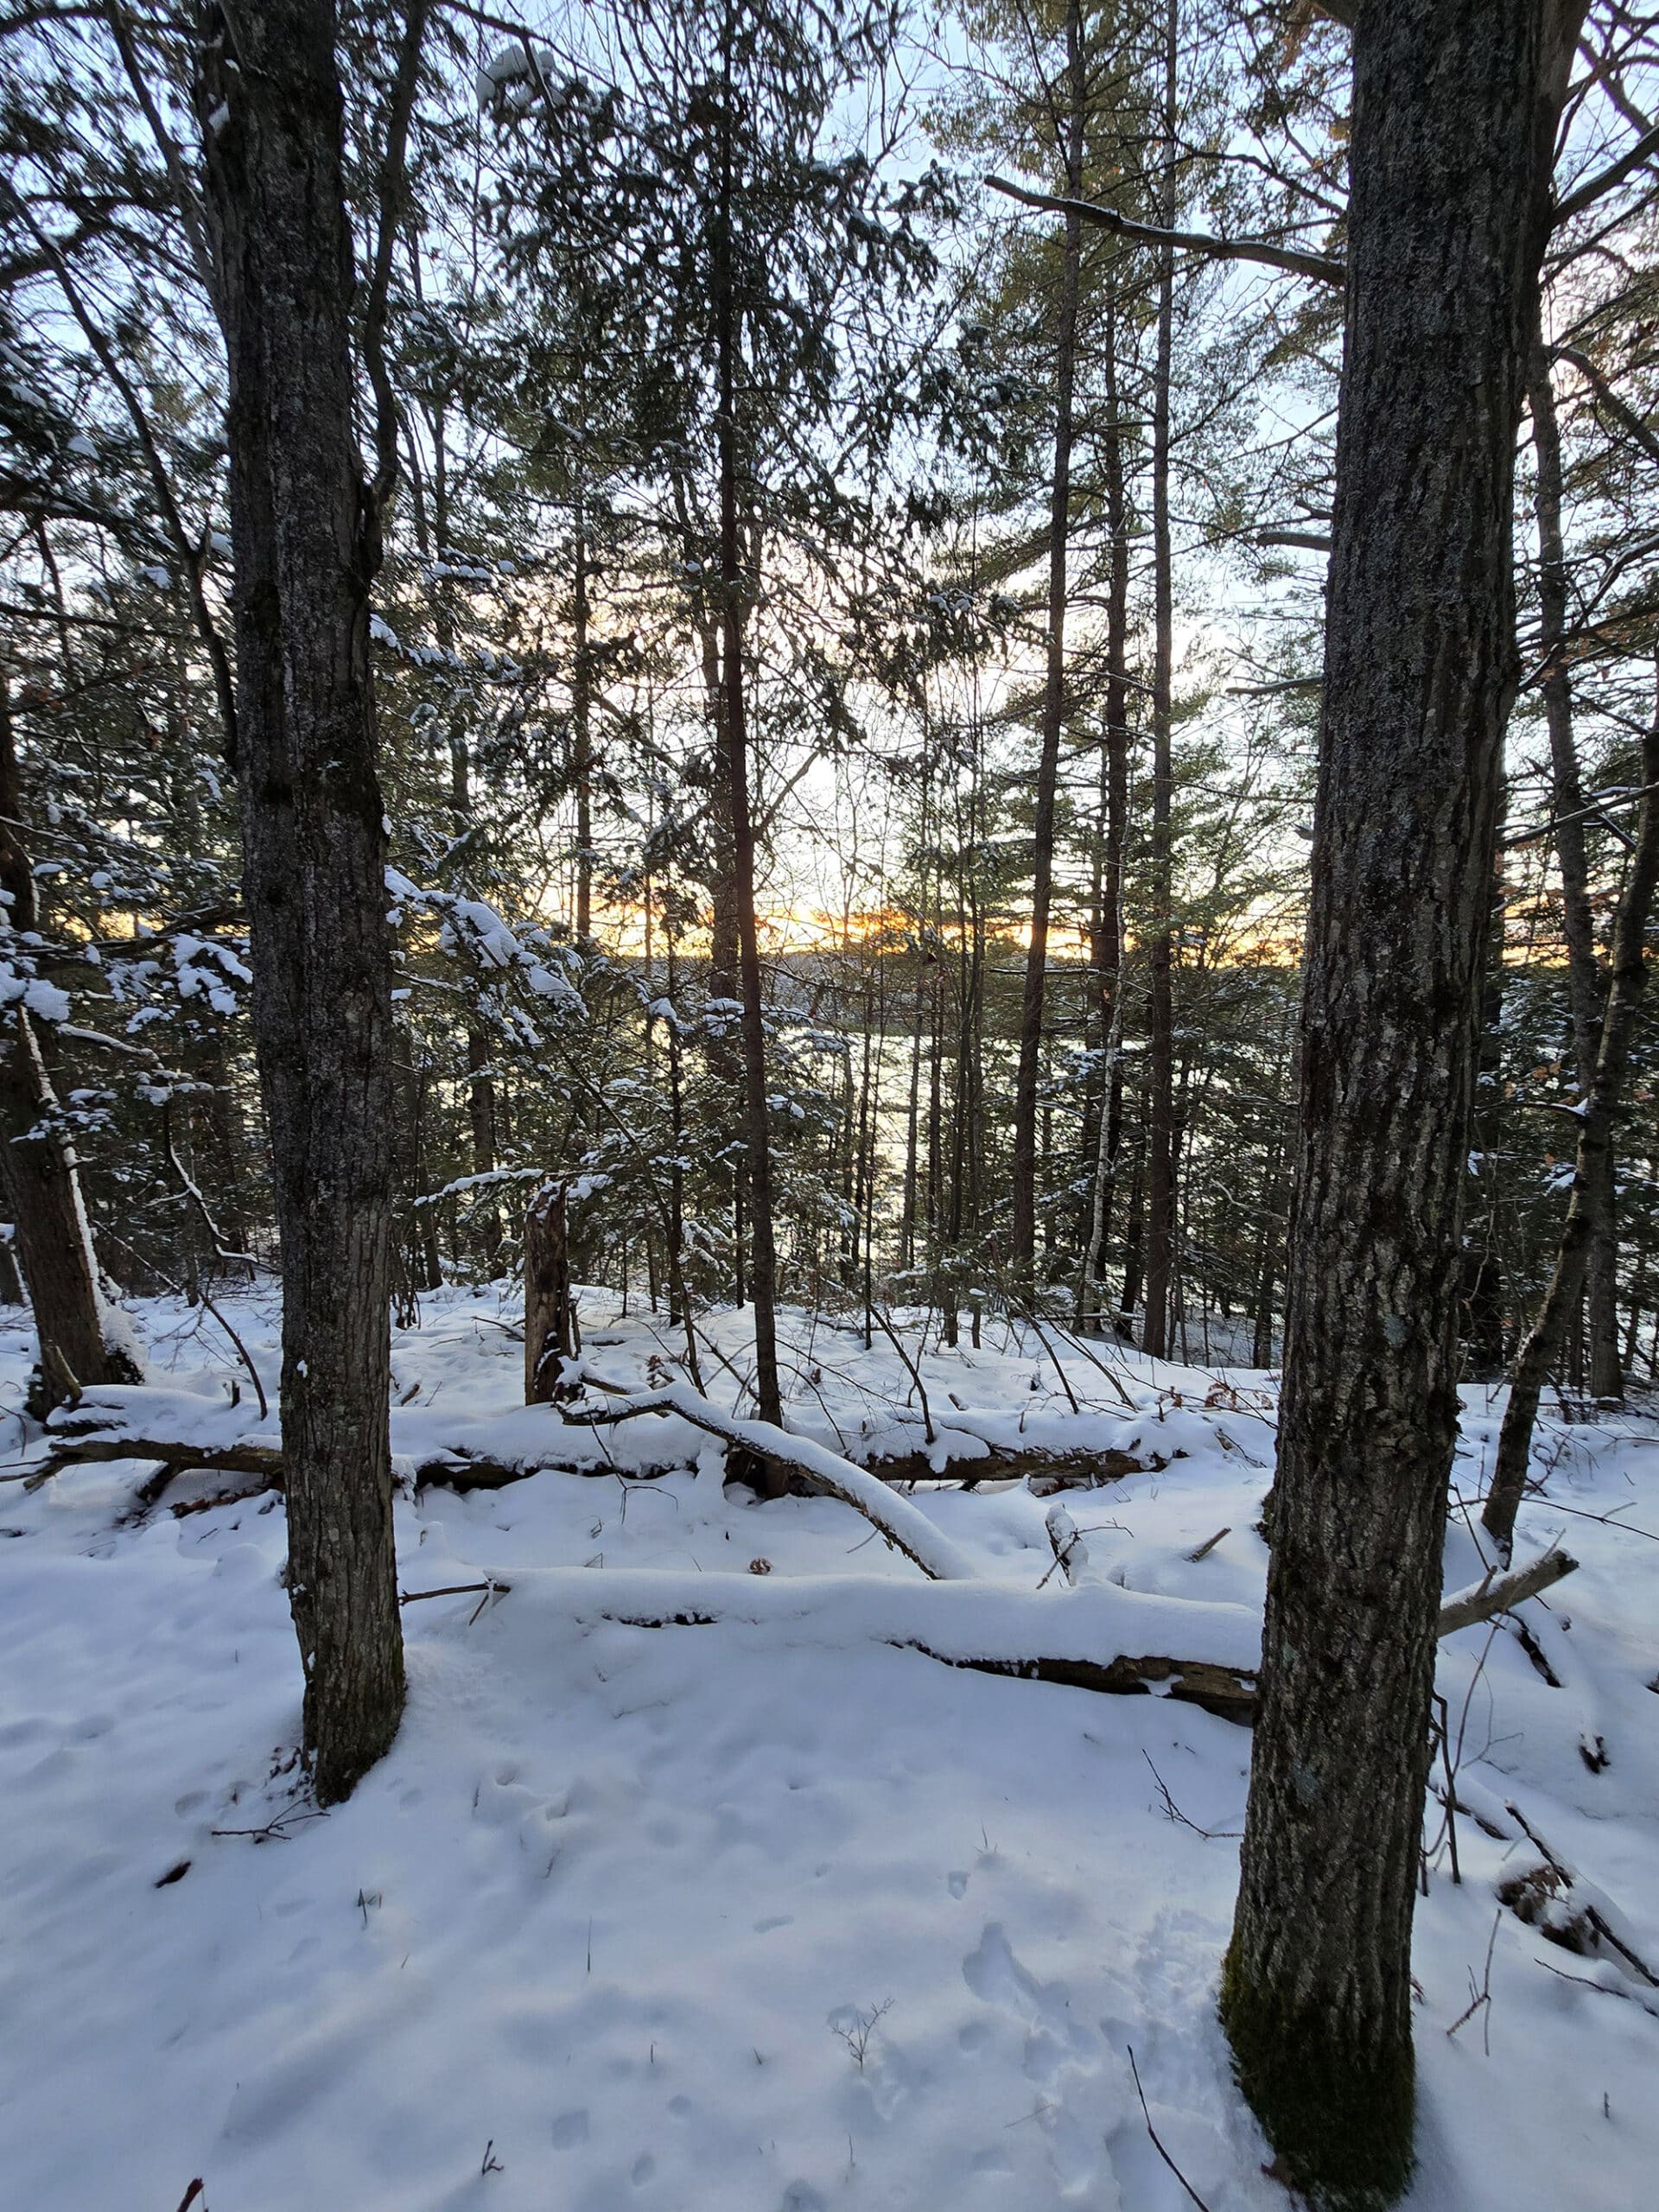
(19, 1433), (284, 1492)
(507, 1565), (1263, 1721)
(463, 1550), (1587, 1728)
(1436, 1548), (1578, 1637)
(861, 1442), (1155, 1491)
(408, 1449), (685, 1493)
(1501, 1800), (1659, 1989)
(561, 1383), (978, 1580)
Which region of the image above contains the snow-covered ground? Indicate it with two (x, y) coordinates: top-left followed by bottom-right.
(2, 1286), (1656, 2212)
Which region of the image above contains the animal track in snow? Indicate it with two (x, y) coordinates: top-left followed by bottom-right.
(961, 1923), (1114, 2201)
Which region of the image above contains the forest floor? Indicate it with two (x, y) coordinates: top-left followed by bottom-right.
(2, 1286), (1656, 2212)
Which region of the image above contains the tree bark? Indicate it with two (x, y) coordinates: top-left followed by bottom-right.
(1220, 4), (1578, 2202)
(1010, 0), (1084, 1285)
(1484, 702), (1659, 1553)
(196, 0), (405, 1804)
(524, 1180), (578, 1402)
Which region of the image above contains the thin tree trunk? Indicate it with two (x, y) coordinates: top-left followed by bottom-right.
(715, 32), (783, 1435)
(1010, 0), (1084, 1285)
(196, 0), (408, 1803)
(1529, 337), (1621, 1395)
(1222, 4), (1577, 2200)
(0, 689), (140, 1407)
(573, 486), (594, 942)
(524, 1181), (577, 1402)
(1141, 0), (1178, 1360)
(1485, 702), (1659, 1552)
(1084, 281), (1131, 1332)
(423, 408), (499, 1264)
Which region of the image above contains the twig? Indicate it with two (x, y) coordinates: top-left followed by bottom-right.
(210, 1808), (325, 1844)
(868, 1302), (936, 1444)
(1446, 1912), (1502, 2054)
(1010, 1302), (1080, 1414)
(1186, 1527), (1230, 1563)
(1536, 1959), (1659, 2014)
(1434, 1693), (1461, 1885)
(398, 1579), (511, 1605)
(1126, 2044), (1212, 2210)
(1142, 1751), (1241, 1840)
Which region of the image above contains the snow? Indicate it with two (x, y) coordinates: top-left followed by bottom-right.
(2, 1288), (1657, 2211)
(20, 976), (71, 1023)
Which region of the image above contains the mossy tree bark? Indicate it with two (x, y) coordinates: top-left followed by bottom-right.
(1221, 3), (1580, 2203)
(196, 0), (407, 1804)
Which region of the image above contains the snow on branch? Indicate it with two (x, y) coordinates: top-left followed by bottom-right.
(490, 1565), (1263, 1721)
(563, 1382), (979, 1580)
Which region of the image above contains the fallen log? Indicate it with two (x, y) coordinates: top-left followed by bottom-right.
(861, 1442), (1157, 1491)
(503, 1566), (1264, 1722)
(18, 1433), (284, 1492)
(562, 1384), (977, 1580)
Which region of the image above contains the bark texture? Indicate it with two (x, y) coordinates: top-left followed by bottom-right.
(1220, 4), (1577, 2202)
(524, 1181), (578, 1402)
(196, 0), (404, 1804)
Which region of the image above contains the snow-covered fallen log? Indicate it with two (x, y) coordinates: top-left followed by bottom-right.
(33, 1381), (977, 1580)
(24, 1386), (283, 1492)
(493, 1565), (1264, 1721)
(29, 1391), (1576, 1723)
(563, 1384), (979, 1580)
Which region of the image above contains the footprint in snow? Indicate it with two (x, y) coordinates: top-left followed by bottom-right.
(961, 1923), (1116, 2202)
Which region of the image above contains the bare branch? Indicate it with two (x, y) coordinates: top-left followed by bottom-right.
(984, 174), (1345, 288)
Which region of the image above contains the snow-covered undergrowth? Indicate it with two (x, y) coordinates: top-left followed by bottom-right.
(2, 1287), (1656, 2212)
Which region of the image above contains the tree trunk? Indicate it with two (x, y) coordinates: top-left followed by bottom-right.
(714, 38), (783, 1436)
(572, 487), (594, 943)
(0, 690), (141, 1408)
(196, 0), (406, 1804)
(1083, 282), (1131, 1332)
(1141, 0), (1179, 1360)
(524, 1181), (578, 1402)
(1484, 702), (1659, 1552)
(1529, 337), (1621, 1394)
(1221, 3), (1577, 2201)
(1009, 0), (1084, 1285)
